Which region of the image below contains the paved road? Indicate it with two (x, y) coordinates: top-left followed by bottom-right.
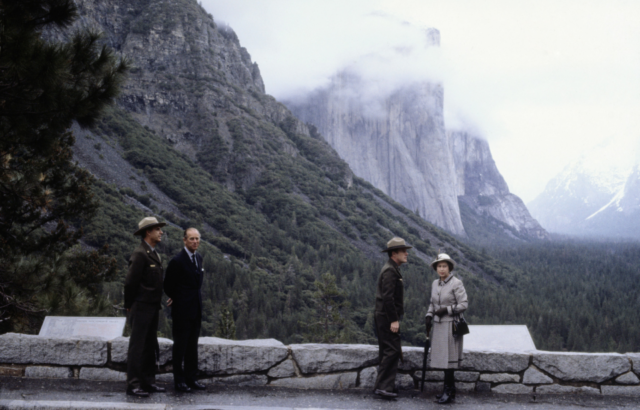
(0, 377), (638, 410)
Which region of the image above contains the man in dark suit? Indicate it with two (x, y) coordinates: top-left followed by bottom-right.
(373, 237), (411, 398)
(164, 227), (206, 393)
(125, 217), (167, 397)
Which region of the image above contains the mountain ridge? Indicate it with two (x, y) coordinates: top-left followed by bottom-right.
(58, 0), (526, 345)
(529, 137), (640, 239)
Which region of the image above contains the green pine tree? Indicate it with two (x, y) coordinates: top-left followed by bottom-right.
(0, 0), (127, 333)
(302, 272), (350, 343)
(215, 303), (236, 340)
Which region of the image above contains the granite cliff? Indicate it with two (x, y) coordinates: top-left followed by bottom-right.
(286, 70), (547, 241)
(450, 131), (549, 241)
(287, 72), (464, 235)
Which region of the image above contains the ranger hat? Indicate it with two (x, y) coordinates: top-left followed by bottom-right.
(134, 216), (166, 236)
(381, 237), (413, 253)
(431, 253), (456, 271)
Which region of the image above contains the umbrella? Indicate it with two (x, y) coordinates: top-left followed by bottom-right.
(421, 335), (430, 392)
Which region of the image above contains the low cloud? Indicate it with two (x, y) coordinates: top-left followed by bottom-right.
(201, 0), (640, 202)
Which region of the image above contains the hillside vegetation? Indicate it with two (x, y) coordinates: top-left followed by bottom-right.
(6, 0), (636, 354)
(80, 104), (520, 346)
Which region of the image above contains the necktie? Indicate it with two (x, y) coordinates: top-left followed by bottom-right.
(191, 254), (197, 269)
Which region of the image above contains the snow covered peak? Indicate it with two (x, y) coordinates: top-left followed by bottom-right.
(554, 136), (638, 195)
(529, 134), (640, 239)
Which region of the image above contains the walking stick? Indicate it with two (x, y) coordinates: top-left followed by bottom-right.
(420, 334), (430, 392)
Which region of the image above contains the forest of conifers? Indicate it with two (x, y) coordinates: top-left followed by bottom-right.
(3, 0), (639, 356)
(84, 105), (640, 353)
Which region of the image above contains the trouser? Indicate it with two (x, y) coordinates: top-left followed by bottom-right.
(374, 312), (402, 392)
(127, 302), (159, 389)
(172, 311), (202, 384)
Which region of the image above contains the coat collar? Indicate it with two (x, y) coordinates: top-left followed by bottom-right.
(386, 258), (402, 276)
(184, 246), (197, 260)
(438, 274), (454, 286)
(142, 241), (161, 264)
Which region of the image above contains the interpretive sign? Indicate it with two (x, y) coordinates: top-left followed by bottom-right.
(464, 325), (537, 352)
(39, 316), (126, 340)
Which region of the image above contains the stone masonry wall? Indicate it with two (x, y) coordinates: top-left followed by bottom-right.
(1, 333), (639, 397)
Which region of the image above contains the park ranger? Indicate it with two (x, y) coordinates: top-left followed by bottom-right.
(373, 237), (411, 398)
(124, 217), (167, 397)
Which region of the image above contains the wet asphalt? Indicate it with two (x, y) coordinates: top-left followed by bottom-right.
(0, 377), (639, 409)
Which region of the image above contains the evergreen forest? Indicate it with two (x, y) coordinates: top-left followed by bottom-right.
(2, 0), (639, 356)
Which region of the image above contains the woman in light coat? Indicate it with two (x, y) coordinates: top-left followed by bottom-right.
(425, 253), (468, 404)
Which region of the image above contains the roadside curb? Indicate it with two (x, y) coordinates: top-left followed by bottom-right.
(0, 401), (338, 410)
(0, 400), (166, 410)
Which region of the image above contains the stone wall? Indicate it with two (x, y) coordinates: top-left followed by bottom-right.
(1, 333), (639, 397)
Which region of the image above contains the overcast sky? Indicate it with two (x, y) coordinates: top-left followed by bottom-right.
(201, 0), (640, 203)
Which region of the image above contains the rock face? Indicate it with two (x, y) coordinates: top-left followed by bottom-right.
(71, 0), (332, 194)
(287, 75), (547, 240)
(450, 131), (549, 240)
(287, 74), (464, 235)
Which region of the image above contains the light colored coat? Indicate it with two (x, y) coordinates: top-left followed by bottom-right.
(426, 274), (468, 323)
(426, 274), (468, 369)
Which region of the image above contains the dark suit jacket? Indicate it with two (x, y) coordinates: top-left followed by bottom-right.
(124, 241), (164, 309)
(164, 249), (203, 321)
(374, 259), (404, 322)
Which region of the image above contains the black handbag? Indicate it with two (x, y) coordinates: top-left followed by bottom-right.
(451, 288), (470, 337)
(452, 316), (470, 337)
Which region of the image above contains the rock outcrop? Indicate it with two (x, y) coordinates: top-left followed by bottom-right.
(449, 131), (549, 240)
(286, 69), (547, 240)
(288, 72), (465, 235)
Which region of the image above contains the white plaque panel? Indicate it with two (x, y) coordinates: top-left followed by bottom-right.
(464, 325), (537, 352)
(39, 316), (126, 340)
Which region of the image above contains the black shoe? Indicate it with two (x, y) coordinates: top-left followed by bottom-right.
(174, 382), (192, 393)
(374, 388), (398, 398)
(126, 387), (150, 397)
(437, 386), (454, 404)
(436, 385), (456, 400)
(187, 380), (206, 390)
(142, 384), (166, 393)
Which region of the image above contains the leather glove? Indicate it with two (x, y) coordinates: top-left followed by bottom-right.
(435, 307), (448, 317)
(425, 316), (432, 334)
